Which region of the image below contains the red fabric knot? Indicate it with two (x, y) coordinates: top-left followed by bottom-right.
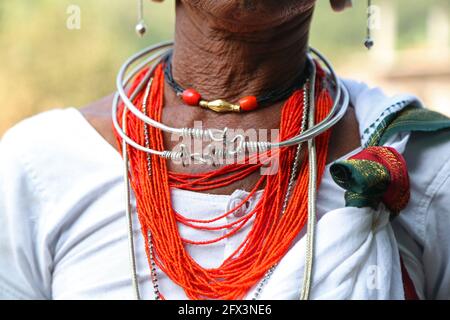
(350, 146), (410, 215)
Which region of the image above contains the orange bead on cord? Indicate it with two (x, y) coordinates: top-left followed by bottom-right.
(238, 96), (258, 112)
(182, 88), (202, 106)
(182, 88), (259, 112)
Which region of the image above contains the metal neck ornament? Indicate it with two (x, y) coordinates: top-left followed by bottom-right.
(112, 42), (350, 166)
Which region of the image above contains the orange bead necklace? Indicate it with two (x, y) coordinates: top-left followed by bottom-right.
(115, 61), (333, 300)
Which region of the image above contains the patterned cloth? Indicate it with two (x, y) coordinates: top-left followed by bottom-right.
(330, 146), (409, 216)
(367, 106), (450, 147)
(331, 106), (450, 215)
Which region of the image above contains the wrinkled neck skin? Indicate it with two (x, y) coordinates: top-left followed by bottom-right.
(171, 1), (314, 103)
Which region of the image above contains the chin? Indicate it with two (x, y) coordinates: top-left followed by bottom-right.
(180, 0), (316, 29)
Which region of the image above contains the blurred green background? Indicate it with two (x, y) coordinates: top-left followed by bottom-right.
(0, 0), (449, 135)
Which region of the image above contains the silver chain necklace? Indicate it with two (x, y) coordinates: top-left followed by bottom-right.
(123, 66), (318, 300)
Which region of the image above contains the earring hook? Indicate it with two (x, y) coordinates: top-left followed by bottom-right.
(365, 0), (375, 49)
(135, 0), (147, 37)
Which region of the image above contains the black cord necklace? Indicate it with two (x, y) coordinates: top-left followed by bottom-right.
(163, 51), (310, 113)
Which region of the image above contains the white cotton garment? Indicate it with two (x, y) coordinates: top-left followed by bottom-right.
(0, 80), (450, 300)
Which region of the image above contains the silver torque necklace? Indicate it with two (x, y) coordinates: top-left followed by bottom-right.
(122, 64), (319, 300)
(112, 43), (350, 164)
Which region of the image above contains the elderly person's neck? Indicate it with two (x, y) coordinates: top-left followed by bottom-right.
(171, 4), (313, 103)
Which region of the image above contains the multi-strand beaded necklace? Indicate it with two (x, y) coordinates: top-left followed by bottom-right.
(115, 58), (334, 299)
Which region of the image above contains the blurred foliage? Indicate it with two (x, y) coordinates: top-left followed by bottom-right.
(0, 0), (448, 134)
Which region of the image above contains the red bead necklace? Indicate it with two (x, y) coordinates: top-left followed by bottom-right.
(181, 88), (259, 112)
(163, 53), (308, 113)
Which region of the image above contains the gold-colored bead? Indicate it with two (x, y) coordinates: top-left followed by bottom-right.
(199, 99), (241, 113)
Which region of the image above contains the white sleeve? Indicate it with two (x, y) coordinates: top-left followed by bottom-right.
(421, 157), (450, 299)
(0, 126), (52, 299)
(396, 130), (450, 300)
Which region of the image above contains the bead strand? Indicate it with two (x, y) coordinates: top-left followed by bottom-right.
(252, 81), (310, 300)
(181, 88), (259, 113)
(147, 231), (161, 300)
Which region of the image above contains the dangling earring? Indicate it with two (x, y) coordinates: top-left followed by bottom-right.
(364, 0), (374, 49)
(135, 0), (147, 37)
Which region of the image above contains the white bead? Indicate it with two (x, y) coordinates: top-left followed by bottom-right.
(135, 22), (147, 37)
